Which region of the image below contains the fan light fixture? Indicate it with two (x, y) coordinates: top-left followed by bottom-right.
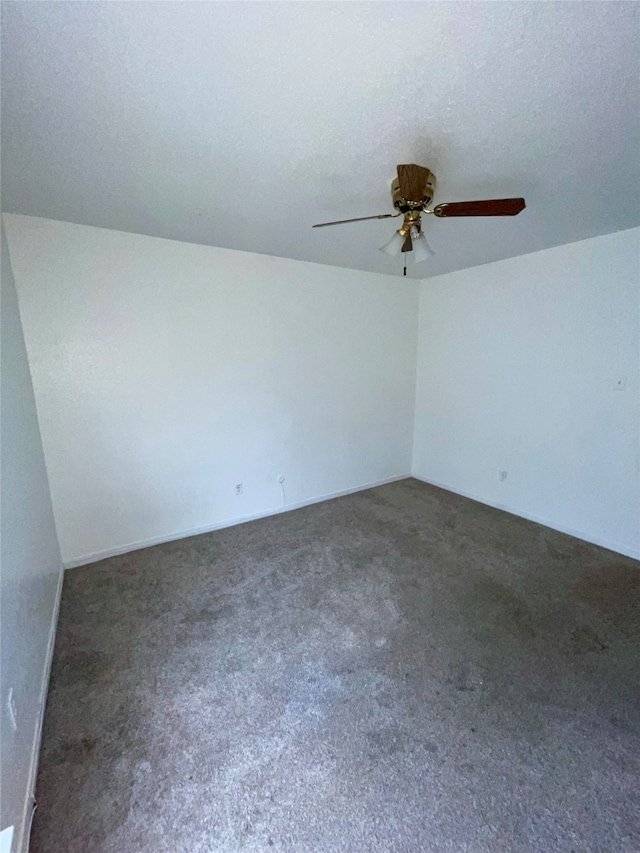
(313, 164), (525, 273)
(380, 225), (434, 263)
(379, 231), (405, 257)
(411, 232), (435, 263)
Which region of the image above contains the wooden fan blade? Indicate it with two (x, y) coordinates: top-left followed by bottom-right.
(401, 233), (413, 253)
(397, 164), (431, 202)
(433, 198), (526, 217)
(312, 213), (397, 228)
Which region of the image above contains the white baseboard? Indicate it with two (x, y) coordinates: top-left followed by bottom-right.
(412, 474), (640, 561)
(64, 474), (411, 569)
(19, 564), (64, 853)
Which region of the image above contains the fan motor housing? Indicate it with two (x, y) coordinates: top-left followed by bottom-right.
(392, 168), (436, 212)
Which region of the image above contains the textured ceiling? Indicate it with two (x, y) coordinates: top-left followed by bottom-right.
(2, 2), (639, 278)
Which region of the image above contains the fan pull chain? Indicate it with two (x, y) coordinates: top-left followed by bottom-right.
(403, 261), (407, 276)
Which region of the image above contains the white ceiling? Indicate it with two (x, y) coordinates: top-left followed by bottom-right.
(2, 2), (639, 278)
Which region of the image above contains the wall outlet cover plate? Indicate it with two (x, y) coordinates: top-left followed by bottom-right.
(0, 826), (14, 853)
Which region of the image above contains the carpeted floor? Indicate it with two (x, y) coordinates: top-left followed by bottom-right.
(31, 478), (639, 853)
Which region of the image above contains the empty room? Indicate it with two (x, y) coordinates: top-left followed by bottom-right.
(1, 2), (639, 852)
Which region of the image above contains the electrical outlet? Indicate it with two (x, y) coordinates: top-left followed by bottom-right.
(499, 471), (508, 482)
(7, 688), (17, 732)
(277, 475), (285, 484)
(234, 483), (243, 495)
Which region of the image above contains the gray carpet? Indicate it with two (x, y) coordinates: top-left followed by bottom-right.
(31, 478), (640, 853)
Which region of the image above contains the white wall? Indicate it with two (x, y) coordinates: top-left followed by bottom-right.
(1, 223), (63, 852)
(413, 228), (640, 559)
(5, 214), (637, 568)
(4, 215), (418, 567)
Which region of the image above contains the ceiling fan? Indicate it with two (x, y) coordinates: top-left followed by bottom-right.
(313, 164), (525, 265)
